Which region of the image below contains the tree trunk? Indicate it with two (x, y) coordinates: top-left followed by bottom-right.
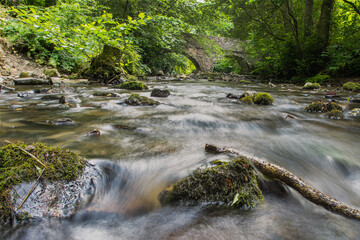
(317, 0), (335, 49)
(205, 144), (360, 220)
(304, 0), (314, 37)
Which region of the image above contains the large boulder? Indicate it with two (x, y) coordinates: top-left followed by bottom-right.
(13, 78), (51, 85)
(159, 157), (263, 208)
(0, 142), (97, 224)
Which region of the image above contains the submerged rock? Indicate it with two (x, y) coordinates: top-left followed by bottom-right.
(151, 88), (170, 98)
(125, 94), (159, 106)
(159, 157), (263, 208)
(51, 118), (75, 125)
(226, 93), (242, 99)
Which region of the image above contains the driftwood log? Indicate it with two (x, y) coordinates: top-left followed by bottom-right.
(205, 144), (360, 220)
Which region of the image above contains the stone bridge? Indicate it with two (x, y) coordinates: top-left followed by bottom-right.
(183, 34), (251, 73)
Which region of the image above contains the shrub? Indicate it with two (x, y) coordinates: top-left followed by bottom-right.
(306, 74), (331, 85)
(253, 93), (274, 105)
(343, 82), (360, 92)
(115, 81), (148, 90)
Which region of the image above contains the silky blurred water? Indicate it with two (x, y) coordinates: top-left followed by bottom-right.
(1, 80), (359, 239)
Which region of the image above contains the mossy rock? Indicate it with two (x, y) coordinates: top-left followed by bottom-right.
(325, 110), (344, 119)
(253, 93), (274, 105)
(125, 93), (159, 106)
(0, 142), (87, 224)
(43, 69), (59, 78)
(115, 81), (149, 90)
(19, 72), (30, 78)
(240, 95), (253, 104)
(303, 82), (321, 90)
(159, 157), (263, 208)
(305, 101), (343, 113)
(343, 82), (360, 92)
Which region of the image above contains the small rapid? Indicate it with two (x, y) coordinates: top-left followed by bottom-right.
(1, 80), (359, 239)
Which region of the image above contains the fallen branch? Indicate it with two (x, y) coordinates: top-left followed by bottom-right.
(16, 167), (45, 211)
(5, 140), (47, 169)
(205, 144), (360, 220)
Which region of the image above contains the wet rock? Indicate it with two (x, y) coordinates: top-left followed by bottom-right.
(349, 108), (360, 117)
(151, 88), (170, 98)
(325, 110), (344, 119)
(284, 113), (297, 120)
(305, 101), (343, 113)
(0, 84), (15, 92)
(159, 157), (263, 208)
(325, 91), (340, 99)
(18, 72), (30, 78)
(125, 94), (160, 106)
(349, 94), (360, 103)
(268, 82), (276, 88)
(44, 69), (60, 78)
(51, 118), (75, 125)
(59, 96), (67, 104)
(93, 92), (122, 97)
(0, 142), (98, 223)
(17, 91), (33, 98)
(227, 93), (242, 99)
(59, 96), (81, 104)
(35, 88), (51, 94)
(41, 95), (61, 100)
(112, 124), (136, 130)
(240, 91), (256, 99)
(88, 129), (101, 136)
(13, 78), (51, 85)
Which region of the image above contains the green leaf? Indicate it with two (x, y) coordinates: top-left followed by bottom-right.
(231, 193), (240, 206)
(138, 12), (145, 20)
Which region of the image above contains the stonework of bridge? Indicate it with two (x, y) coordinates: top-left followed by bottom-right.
(184, 34), (251, 73)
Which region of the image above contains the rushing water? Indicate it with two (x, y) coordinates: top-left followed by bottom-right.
(1, 80), (359, 239)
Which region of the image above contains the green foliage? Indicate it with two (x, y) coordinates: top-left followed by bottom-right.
(343, 82), (360, 92)
(303, 82), (321, 90)
(253, 93), (274, 105)
(306, 74), (331, 85)
(214, 57), (243, 74)
(115, 81), (148, 90)
(4, 0), (146, 73)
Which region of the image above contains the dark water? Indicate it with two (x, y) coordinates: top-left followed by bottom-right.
(1, 80), (359, 239)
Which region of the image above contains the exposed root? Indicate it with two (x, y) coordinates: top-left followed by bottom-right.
(205, 144), (360, 220)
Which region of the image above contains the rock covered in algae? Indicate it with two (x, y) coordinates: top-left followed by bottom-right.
(159, 157), (263, 208)
(125, 93), (159, 106)
(0, 142), (97, 224)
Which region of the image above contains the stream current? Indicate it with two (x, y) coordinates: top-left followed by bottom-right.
(0, 80), (359, 239)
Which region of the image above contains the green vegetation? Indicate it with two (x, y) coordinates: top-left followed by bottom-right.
(253, 93), (274, 105)
(115, 81), (149, 90)
(1, 0), (359, 80)
(0, 142), (86, 223)
(125, 93), (159, 106)
(306, 74), (331, 85)
(305, 101), (343, 118)
(303, 82), (321, 90)
(159, 157), (263, 208)
(240, 95), (253, 104)
(343, 82), (360, 92)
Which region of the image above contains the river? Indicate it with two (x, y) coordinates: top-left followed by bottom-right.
(1, 80), (359, 239)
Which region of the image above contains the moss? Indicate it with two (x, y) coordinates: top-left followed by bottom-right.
(19, 72), (30, 78)
(125, 93), (159, 106)
(43, 69), (59, 78)
(303, 82), (321, 90)
(115, 81), (149, 90)
(325, 110), (344, 119)
(0, 142), (86, 223)
(305, 101), (343, 113)
(343, 82), (360, 92)
(239, 80), (251, 84)
(253, 93), (274, 105)
(159, 157), (263, 209)
(306, 74), (331, 85)
(240, 96), (253, 104)
(126, 75), (138, 81)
